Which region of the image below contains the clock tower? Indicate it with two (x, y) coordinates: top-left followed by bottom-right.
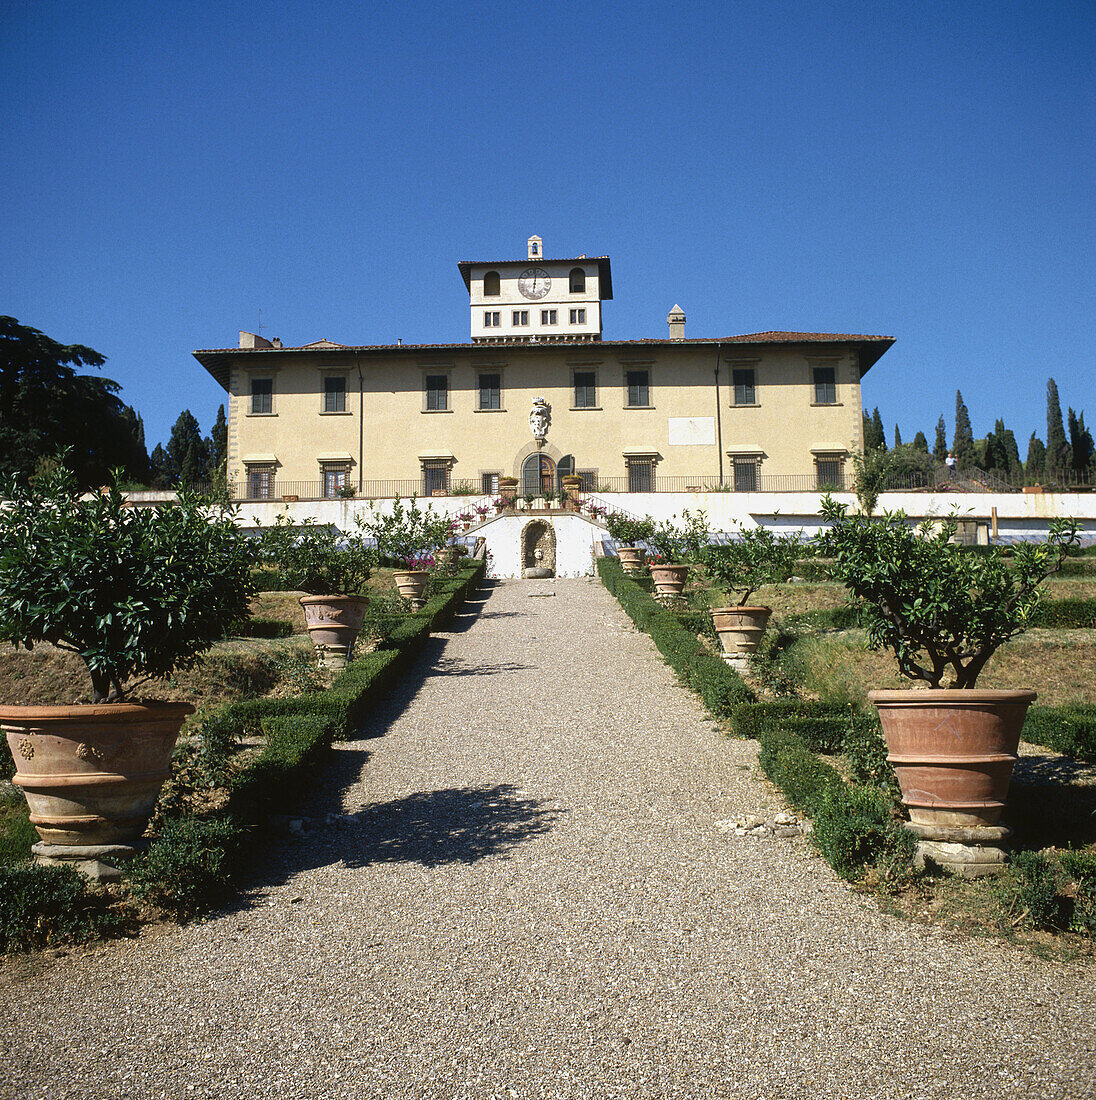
(458, 235), (613, 344)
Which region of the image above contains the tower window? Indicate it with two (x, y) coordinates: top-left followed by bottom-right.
(569, 268), (586, 293)
(512, 310), (529, 326)
(484, 311), (501, 327)
(541, 309), (557, 325)
(569, 309), (586, 325)
(483, 271), (500, 296)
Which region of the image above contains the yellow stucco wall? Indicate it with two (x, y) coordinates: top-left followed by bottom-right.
(224, 342), (865, 493)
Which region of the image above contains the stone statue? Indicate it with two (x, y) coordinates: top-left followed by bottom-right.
(529, 397), (551, 444)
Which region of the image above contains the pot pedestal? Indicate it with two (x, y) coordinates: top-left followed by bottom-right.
(32, 840), (150, 882)
(869, 688), (1035, 877)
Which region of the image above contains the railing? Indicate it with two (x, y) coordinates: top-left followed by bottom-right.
(158, 465), (1096, 502)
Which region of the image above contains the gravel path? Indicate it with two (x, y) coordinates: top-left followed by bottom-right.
(1, 577), (1094, 1100)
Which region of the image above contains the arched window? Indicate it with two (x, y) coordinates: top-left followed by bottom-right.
(569, 268), (586, 294)
(483, 271), (500, 296)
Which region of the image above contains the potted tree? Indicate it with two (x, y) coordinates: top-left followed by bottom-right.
(604, 512), (655, 575)
(818, 497), (1079, 875)
(0, 469), (254, 872)
(701, 524), (806, 665)
(646, 510), (709, 599)
(255, 513), (375, 668)
(363, 496), (452, 609)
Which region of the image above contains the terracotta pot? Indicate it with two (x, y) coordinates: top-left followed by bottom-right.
(649, 563), (689, 598)
(434, 547), (459, 567)
(710, 606), (772, 659)
(1, 701), (193, 847)
(868, 689), (1035, 829)
(616, 546), (647, 575)
(392, 569), (429, 604)
(299, 594), (370, 662)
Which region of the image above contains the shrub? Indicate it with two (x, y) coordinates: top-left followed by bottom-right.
(0, 800), (37, 866)
(604, 512), (655, 546)
(361, 495), (454, 568)
(1059, 850), (1096, 933)
(0, 864), (125, 952)
(253, 513), (374, 595)
(818, 498), (1079, 688)
(701, 524), (807, 605)
(0, 468), (256, 701)
(811, 784), (914, 882)
(235, 617), (294, 639)
(1022, 704), (1096, 760)
(1028, 598), (1096, 629)
(1003, 851), (1066, 930)
(756, 727), (845, 816)
(127, 816), (241, 919)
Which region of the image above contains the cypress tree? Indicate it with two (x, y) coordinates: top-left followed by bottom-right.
(933, 415), (948, 463)
(1069, 409), (1094, 474)
(952, 391), (975, 468)
(870, 407), (887, 452)
(1002, 427), (1021, 479)
(207, 404), (227, 482)
(165, 410), (207, 487)
(149, 443), (169, 487)
(1046, 379), (1071, 475)
(893, 424), (902, 448)
(913, 431), (929, 453)
(1025, 433), (1046, 483)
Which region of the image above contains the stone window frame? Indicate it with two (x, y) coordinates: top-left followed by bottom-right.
(248, 375), (275, 416)
(476, 367), (505, 412)
(624, 452), (658, 493)
(813, 451), (847, 490)
(571, 366), (599, 410)
(422, 368), (453, 413)
(809, 358), (841, 406)
(320, 460), (353, 498)
(320, 371), (350, 415)
(622, 361), (654, 409)
(420, 457), (454, 496)
(244, 462), (276, 499)
(728, 359), (760, 407)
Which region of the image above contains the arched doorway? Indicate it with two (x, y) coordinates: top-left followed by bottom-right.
(522, 453), (556, 496)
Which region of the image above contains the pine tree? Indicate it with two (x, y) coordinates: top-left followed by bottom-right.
(933, 415), (948, 463)
(952, 391), (975, 468)
(1069, 408), (1094, 474)
(893, 424), (902, 448)
(165, 410), (207, 487)
(1046, 379), (1071, 475)
(1025, 433), (1046, 483)
(913, 431), (929, 453)
(870, 407), (887, 452)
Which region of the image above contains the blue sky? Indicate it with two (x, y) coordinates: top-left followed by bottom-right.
(3, 0), (1093, 455)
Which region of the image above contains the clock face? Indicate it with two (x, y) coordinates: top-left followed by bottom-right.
(518, 268), (551, 299)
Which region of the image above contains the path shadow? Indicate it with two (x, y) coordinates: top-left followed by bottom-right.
(1008, 752), (1096, 849)
(245, 782), (564, 892)
(431, 655), (532, 676)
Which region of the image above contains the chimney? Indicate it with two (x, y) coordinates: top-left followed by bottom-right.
(239, 331), (273, 349)
(667, 304), (686, 340)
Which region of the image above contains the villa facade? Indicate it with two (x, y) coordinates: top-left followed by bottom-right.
(193, 237), (893, 500)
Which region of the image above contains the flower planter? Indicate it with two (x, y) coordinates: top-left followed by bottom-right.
(392, 569), (430, 609)
(868, 688), (1036, 876)
(2, 701), (193, 873)
(710, 606), (772, 665)
(616, 546), (647, 576)
(434, 547), (460, 568)
(649, 563), (689, 599)
(299, 593), (370, 668)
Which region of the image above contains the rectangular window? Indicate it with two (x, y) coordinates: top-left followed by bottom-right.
(246, 465), (274, 499)
(816, 457), (844, 489)
(425, 374), (448, 411)
(250, 378), (272, 415)
(323, 376), (346, 413)
(511, 310), (529, 326)
(541, 309), (557, 325)
(732, 368), (756, 406)
(483, 311), (501, 327)
(322, 466), (349, 498)
(481, 472), (500, 494)
(627, 459), (653, 493)
(570, 308), (586, 324)
(573, 371), (596, 408)
(733, 459), (758, 492)
(626, 369), (650, 407)
(577, 469), (598, 492)
(813, 366), (837, 404)
(478, 372), (501, 410)
(423, 461), (449, 496)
